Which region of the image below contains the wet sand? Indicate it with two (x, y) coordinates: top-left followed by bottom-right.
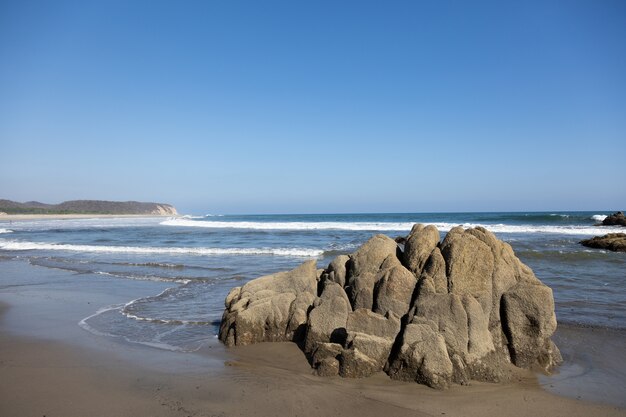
(0, 257), (624, 417)
(1, 297), (625, 417)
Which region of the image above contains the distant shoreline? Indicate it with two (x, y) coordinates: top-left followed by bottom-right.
(0, 213), (179, 221)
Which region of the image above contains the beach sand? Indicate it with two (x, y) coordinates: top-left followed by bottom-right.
(0, 213), (177, 221)
(1, 297), (624, 417)
(0, 249), (624, 417)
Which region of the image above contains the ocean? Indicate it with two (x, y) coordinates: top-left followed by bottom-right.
(1, 211), (625, 353)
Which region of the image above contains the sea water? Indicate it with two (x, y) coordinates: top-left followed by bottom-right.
(0, 212), (624, 352)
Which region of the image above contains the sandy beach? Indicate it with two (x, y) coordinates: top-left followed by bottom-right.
(1, 295), (624, 417)
(0, 213), (177, 221)
(1, 216), (625, 416)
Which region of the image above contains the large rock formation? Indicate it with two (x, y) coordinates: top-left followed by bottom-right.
(219, 225), (562, 388)
(580, 233), (626, 252)
(602, 211), (626, 226)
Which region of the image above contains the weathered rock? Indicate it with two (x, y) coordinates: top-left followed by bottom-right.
(219, 260), (317, 347)
(580, 233), (626, 252)
(304, 282), (351, 354)
(348, 234), (399, 277)
(219, 225), (561, 389)
(342, 309), (400, 371)
(441, 228), (494, 315)
(419, 247), (448, 294)
(462, 295), (495, 362)
(322, 255), (350, 287)
(345, 235), (399, 310)
(311, 342), (343, 376)
(501, 283), (560, 371)
(387, 321), (454, 389)
(339, 348), (380, 378)
(403, 224), (440, 275)
(413, 293), (468, 357)
(346, 308), (401, 339)
(346, 333), (394, 370)
(601, 211), (626, 226)
(373, 258), (416, 317)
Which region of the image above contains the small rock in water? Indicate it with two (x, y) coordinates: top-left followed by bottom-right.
(580, 233), (626, 252)
(602, 211), (626, 226)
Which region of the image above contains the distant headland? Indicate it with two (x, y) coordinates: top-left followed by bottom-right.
(0, 199), (178, 216)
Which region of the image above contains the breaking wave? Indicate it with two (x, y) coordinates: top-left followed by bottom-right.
(160, 218), (622, 236)
(0, 239), (323, 257)
(591, 214), (608, 222)
(161, 218), (416, 231)
(93, 271), (192, 284)
(0, 229), (13, 234)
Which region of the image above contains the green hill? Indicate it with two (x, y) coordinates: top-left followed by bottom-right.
(0, 199), (178, 215)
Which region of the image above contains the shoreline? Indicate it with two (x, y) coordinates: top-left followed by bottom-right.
(1, 310), (624, 417)
(0, 257), (624, 417)
(0, 213), (179, 221)
(0, 237), (625, 416)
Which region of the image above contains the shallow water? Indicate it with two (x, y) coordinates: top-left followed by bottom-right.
(1, 211), (624, 352)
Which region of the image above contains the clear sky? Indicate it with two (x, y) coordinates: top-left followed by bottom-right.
(1, 1), (624, 214)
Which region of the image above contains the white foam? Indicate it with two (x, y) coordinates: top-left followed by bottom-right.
(0, 239), (323, 257)
(160, 218), (624, 236)
(591, 214), (607, 222)
(94, 271), (191, 284)
(78, 304), (193, 352)
(121, 310), (210, 326)
(78, 304), (125, 337)
(161, 218), (421, 231)
(453, 223), (625, 236)
(1, 217), (163, 232)
(0, 228), (12, 234)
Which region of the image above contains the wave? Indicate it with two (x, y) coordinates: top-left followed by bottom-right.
(121, 308), (213, 326)
(0, 229), (13, 234)
(461, 212), (591, 224)
(591, 214), (607, 222)
(94, 271), (192, 284)
(0, 239), (323, 257)
(78, 304), (124, 337)
(160, 218), (623, 236)
(161, 218), (418, 231)
(120, 261), (186, 269)
(78, 304), (197, 352)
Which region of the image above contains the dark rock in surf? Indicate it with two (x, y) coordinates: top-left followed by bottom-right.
(602, 212), (626, 227)
(580, 233), (626, 252)
(219, 225), (562, 388)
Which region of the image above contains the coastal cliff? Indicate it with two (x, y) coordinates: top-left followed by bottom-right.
(0, 199), (178, 216)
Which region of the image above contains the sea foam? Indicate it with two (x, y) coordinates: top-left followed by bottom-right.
(161, 218), (422, 231)
(591, 214), (608, 222)
(0, 239), (322, 257)
(160, 218), (622, 236)
(78, 304), (194, 352)
(0, 228), (13, 234)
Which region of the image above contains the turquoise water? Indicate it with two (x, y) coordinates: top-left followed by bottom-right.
(0, 211), (624, 351)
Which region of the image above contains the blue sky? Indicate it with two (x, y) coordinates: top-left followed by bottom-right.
(1, 1), (624, 214)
